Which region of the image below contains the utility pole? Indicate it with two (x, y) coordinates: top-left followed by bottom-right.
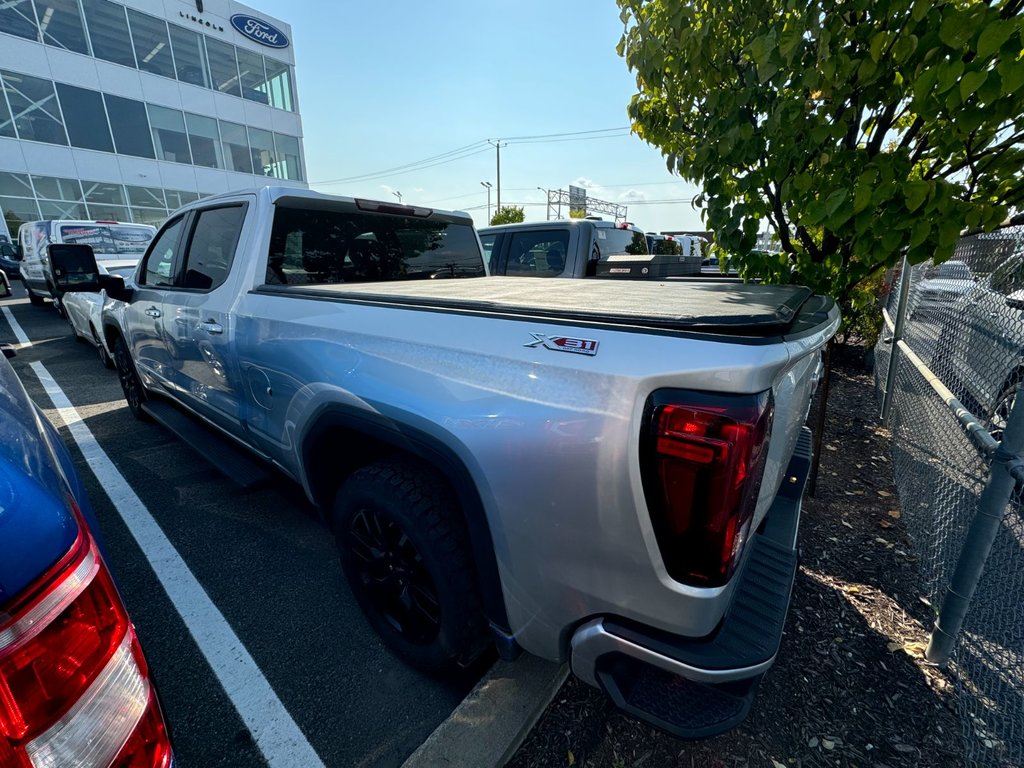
(480, 181), (493, 223)
(488, 139), (506, 212)
(536, 187), (550, 220)
(393, 190), (403, 204)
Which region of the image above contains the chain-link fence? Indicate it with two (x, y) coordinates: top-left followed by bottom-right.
(876, 224), (1024, 767)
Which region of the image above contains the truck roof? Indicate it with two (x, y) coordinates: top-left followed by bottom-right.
(480, 219), (642, 233)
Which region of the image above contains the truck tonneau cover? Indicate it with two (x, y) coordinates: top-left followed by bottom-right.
(259, 277), (816, 333)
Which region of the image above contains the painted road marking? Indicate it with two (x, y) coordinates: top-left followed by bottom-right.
(29, 360), (326, 768)
(2, 306), (31, 346)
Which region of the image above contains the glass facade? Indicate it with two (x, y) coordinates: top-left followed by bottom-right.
(1, 0), (297, 112)
(0, 170), (219, 235)
(0, 71), (303, 180)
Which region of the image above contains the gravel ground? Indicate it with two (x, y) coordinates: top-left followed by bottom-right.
(509, 344), (964, 768)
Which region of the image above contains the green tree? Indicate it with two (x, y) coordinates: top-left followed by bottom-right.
(617, 0), (1024, 308)
(490, 206), (526, 225)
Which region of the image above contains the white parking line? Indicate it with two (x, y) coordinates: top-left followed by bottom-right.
(29, 360), (326, 768)
(2, 306), (31, 346)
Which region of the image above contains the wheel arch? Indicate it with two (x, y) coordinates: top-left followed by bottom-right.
(301, 404), (510, 633)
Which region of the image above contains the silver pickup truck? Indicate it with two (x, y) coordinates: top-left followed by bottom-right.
(52, 187), (839, 738)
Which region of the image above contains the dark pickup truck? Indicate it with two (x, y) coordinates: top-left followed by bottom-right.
(480, 219), (701, 279)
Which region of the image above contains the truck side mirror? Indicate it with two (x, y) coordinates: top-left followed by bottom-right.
(100, 274), (133, 303)
(49, 244), (100, 293)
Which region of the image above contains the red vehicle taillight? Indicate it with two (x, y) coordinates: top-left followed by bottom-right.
(640, 390), (774, 587)
(0, 506), (172, 768)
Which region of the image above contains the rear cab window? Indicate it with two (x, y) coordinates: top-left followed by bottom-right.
(265, 205), (485, 286)
(506, 230), (571, 277)
(596, 227), (649, 258)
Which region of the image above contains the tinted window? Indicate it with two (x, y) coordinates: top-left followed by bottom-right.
(263, 57), (293, 111)
(273, 133), (301, 181)
(168, 25), (210, 88)
(185, 112), (222, 168)
(82, 0), (136, 67)
(205, 38), (240, 97)
(143, 217), (185, 286)
(597, 228), (648, 257)
(1, 71), (68, 145)
(480, 233), (498, 272)
(236, 48), (268, 104)
(266, 206), (485, 286)
(0, 0), (38, 41)
(182, 206), (245, 291)
(220, 121), (252, 174)
(127, 10), (175, 79)
(506, 230), (570, 277)
(56, 84), (114, 152)
(149, 105), (191, 164)
(36, 0), (89, 54)
(104, 95), (154, 158)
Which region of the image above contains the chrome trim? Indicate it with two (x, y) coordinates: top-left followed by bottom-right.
(570, 618), (776, 688)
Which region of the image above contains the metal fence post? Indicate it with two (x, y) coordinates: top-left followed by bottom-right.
(926, 384), (1024, 665)
(881, 255), (912, 424)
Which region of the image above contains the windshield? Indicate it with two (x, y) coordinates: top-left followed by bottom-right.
(59, 225), (155, 258)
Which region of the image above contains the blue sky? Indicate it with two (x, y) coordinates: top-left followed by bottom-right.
(258, 0), (705, 232)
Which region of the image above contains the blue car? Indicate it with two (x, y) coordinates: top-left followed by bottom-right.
(0, 345), (173, 767)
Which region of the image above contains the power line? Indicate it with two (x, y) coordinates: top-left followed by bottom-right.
(309, 127), (632, 186)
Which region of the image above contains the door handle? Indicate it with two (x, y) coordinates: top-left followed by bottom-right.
(145, 307), (162, 318)
(198, 320), (223, 334)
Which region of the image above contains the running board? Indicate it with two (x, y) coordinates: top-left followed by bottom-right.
(141, 399), (271, 489)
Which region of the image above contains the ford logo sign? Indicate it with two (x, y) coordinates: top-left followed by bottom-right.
(230, 14), (289, 49)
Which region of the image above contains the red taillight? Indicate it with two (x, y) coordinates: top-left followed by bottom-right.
(641, 390), (773, 587)
(0, 508), (172, 768)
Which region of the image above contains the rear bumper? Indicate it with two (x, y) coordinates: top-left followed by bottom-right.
(570, 427), (811, 738)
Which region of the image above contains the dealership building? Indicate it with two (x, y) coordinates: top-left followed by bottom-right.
(0, 0), (306, 240)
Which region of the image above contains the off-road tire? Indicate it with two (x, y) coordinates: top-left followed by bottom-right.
(333, 458), (487, 673)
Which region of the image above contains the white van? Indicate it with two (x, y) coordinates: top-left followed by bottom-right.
(18, 220), (156, 306)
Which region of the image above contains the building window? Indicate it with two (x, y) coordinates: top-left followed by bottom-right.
(148, 104), (192, 164)
(1, 70), (68, 146)
(82, 180), (128, 221)
(125, 186), (166, 209)
(104, 94), (154, 158)
(164, 190), (198, 210)
(31, 175), (83, 202)
(0, 173), (34, 199)
(247, 127), (276, 178)
(168, 24), (211, 89)
(205, 38), (240, 97)
(39, 201), (88, 218)
(184, 112), (223, 169)
(131, 208), (168, 226)
(56, 83), (114, 152)
(35, 0), (90, 55)
(81, 0), (136, 68)
(236, 48), (268, 105)
(264, 58), (294, 112)
(0, 87), (15, 139)
(1, 196), (41, 239)
(0, 0), (38, 42)
(219, 121), (253, 174)
(273, 134), (302, 182)
(127, 9), (175, 80)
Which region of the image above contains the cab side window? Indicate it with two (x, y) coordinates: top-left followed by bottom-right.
(506, 231), (570, 276)
(181, 205), (246, 291)
(142, 216), (186, 287)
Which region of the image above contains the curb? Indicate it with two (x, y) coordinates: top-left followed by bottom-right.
(402, 656), (569, 768)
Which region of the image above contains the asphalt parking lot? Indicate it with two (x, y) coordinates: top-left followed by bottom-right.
(0, 283), (485, 768)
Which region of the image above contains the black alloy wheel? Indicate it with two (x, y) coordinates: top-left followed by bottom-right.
(113, 336), (150, 420)
(348, 506), (441, 644)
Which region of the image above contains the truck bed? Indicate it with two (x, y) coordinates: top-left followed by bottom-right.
(256, 277), (819, 336)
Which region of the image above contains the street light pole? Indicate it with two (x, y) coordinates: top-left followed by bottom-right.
(536, 187), (550, 220)
(393, 190), (403, 204)
(487, 139), (506, 212)
(481, 181), (493, 224)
